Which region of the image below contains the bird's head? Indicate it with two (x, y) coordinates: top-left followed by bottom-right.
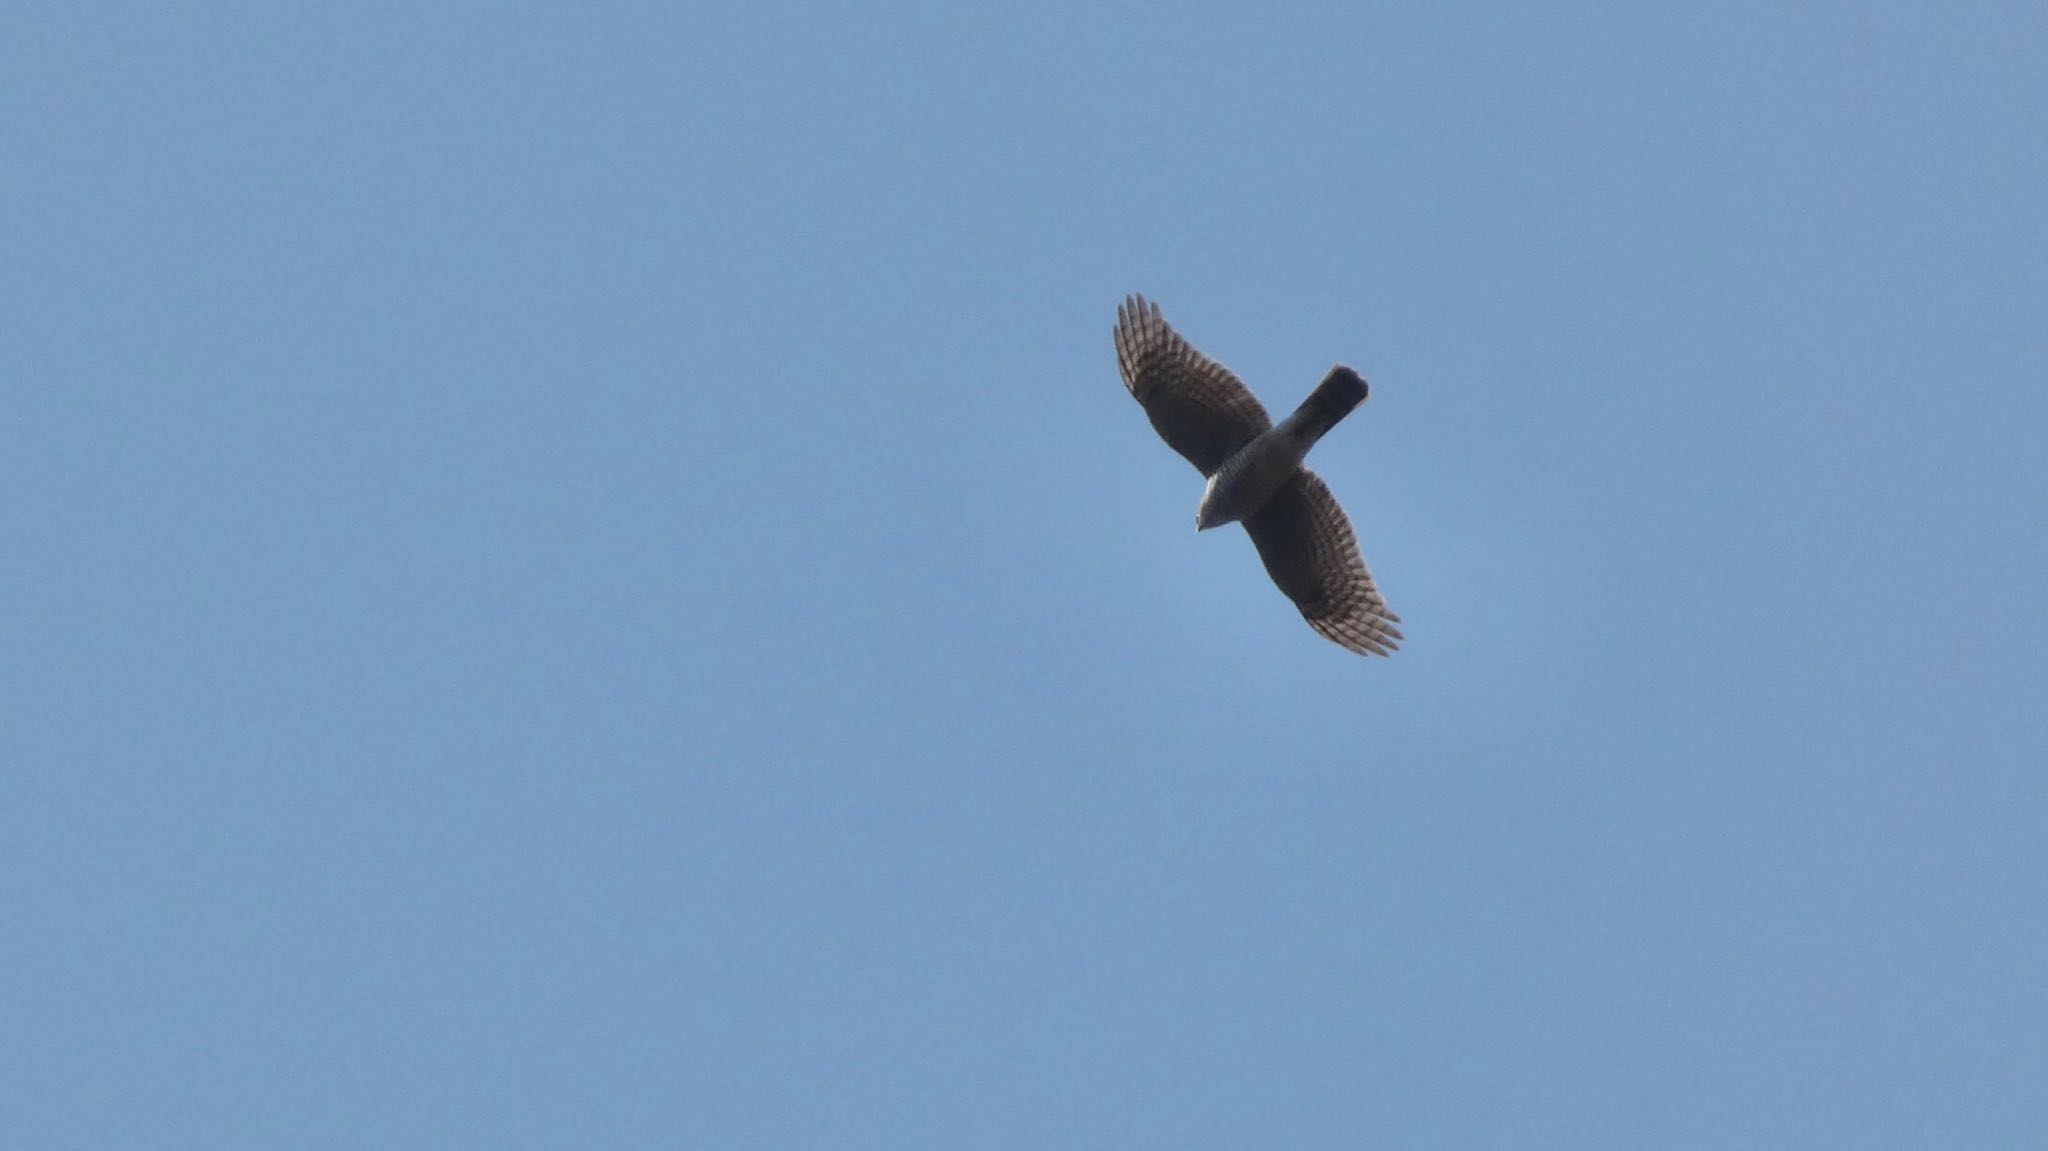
(1195, 473), (1233, 531)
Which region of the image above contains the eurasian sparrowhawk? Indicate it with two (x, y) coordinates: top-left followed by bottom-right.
(1114, 294), (1403, 656)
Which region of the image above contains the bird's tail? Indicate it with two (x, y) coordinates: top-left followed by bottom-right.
(1285, 365), (1369, 446)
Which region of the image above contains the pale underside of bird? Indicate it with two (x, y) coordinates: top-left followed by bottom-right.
(1113, 294), (1403, 656)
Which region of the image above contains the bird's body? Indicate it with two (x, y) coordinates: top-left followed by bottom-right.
(1196, 366), (1368, 530)
(1113, 294), (1402, 656)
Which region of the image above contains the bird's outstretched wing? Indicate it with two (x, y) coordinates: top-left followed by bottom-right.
(1114, 294), (1271, 476)
(1243, 470), (1404, 656)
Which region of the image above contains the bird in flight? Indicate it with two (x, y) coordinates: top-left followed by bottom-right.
(1114, 294), (1403, 656)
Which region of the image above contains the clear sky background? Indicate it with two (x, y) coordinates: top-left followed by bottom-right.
(6, 2), (2045, 1147)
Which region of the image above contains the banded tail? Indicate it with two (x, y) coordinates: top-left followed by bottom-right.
(1285, 365), (1369, 446)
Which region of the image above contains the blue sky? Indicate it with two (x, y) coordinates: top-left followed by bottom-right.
(6, 2), (2045, 1146)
